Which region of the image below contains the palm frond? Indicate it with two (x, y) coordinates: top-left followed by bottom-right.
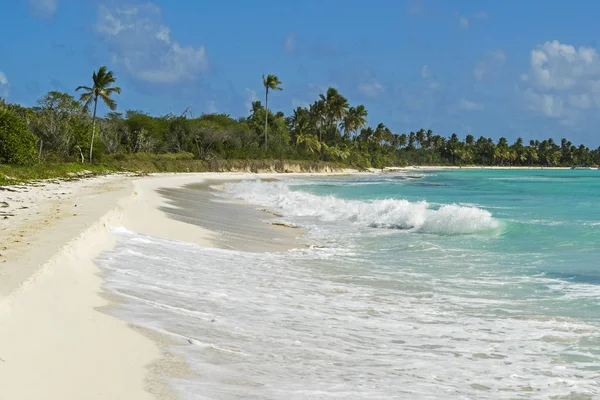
(105, 86), (122, 95)
(99, 93), (117, 111)
(263, 74), (283, 91)
(78, 92), (94, 111)
(76, 85), (93, 92)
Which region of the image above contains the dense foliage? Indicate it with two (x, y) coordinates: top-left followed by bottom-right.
(1, 69), (600, 169)
(0, 108), (38, 165)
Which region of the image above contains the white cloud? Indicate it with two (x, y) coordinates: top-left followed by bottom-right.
(308, 82), (337, 97)
(520, 40), (600, 120)
(244, 88), (259, 112)
(473, 49), (506, 81)
(0, 71), (9, 98)
(156, 26), (170, 44)
(474, 11), (489, 20)
(205, 100), (218, 114)
(420, 65), (440, 89)
(523, 89), (565, 118)
(292, 98), (310, 109)
(29, 0), (57, 18)
(421, 65), (432, 79)
(522, 40), (598, 90)
(459, 99), (483, 111)
(358, 79), (385, 98)
(283, 32), (297, 54)
(97, 3), (208, 84)
(459, 16), (470, 29)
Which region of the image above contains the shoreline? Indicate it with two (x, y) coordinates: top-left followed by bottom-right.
(0, 171), (353, 399)
(0, 167), (596, 398)
(0, 175), (163, 399)
(385, 165), (582, 171)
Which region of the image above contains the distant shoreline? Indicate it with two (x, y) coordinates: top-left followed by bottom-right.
(384, 165), (586, 171)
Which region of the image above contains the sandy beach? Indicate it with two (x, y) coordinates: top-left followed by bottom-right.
(1, 167), (598, 398)
(0, 166), (582, 399)
(0, 173), (225, 399)
(0, 171), (351, 399)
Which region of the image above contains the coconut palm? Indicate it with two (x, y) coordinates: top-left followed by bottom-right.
(341, 105), (368, 138)
(76, 66), (121, 162)
(465, 134), (474, 146)
(296, 133), (321, 154)
(262, 74), (283, 150)
(319, 88), (349, 135)
(309, 100), (326, 142)
(416, 129), (425, 148)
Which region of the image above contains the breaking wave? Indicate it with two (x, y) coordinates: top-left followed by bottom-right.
(227, 180), (500, 235)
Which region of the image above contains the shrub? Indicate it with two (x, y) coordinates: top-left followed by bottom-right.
(0, 109), (38, 165)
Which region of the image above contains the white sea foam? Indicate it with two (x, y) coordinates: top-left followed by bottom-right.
(226, 180), (499, 235)
(98, 230), (600, 400)
(97, 174), (600, 399)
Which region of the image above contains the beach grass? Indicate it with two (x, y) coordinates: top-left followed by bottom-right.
(0, 153), (349, 185)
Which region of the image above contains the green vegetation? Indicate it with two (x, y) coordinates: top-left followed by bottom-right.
(0, 108), (38, 165)
(1, 65), (600, 185)
(76, 66), (121, 162)
(0, 162), (115, 185)
(262, 74), (283, 151)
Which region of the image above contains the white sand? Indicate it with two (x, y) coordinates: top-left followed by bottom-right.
(0, 171), (359, 399)
(0, 173), (227, 399)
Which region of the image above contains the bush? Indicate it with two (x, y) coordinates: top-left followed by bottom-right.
(0, 109), (38, 165)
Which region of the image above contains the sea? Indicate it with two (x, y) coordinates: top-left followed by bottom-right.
(97, 169), (600, 399)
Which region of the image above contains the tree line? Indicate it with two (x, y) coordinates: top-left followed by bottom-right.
(1, 66), (600, 168)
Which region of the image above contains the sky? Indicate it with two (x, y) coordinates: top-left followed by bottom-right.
(2, 0), (600, 146)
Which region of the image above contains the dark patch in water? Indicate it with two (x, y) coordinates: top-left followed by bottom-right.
(547, 271), (600, 285)
(391, 175), (424, 180)
(410, 182), (448, 187)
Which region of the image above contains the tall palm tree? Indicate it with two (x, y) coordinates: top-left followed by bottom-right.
(350, 105), (368, 138)
(309, 99), (326, 142)
(425, 129), (433, 149)
(76, 66), (121, 162)
(340, 112), (355, 138)
(320, 88), (349, 135)
(416, 129), (426, 148)
(262, 74), (283, 150)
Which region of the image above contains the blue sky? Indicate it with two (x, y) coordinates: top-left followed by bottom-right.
(2, 0), (600, 146)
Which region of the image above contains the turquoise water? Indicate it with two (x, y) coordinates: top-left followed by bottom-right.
(99, 170), (600, 399)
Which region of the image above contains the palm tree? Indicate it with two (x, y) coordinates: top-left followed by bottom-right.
(416, 129), (425, 148)
(309, 100), (326, 142)
(251, 100), (263, 114)
(341, 106), (368, 138)
(350, 105), (368, 138)
(425, 129), (433, 149)
(320, 88), (349, 135)
(262, 74), (283, 150)
(296, 133), (321, 154)
(398, 133), (408, 148)
(76, 66), (121, 162)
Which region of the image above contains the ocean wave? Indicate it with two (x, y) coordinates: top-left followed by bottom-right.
(227, 180), (500, 235)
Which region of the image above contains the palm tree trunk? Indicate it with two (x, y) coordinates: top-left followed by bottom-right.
(264, 88), (269, 151)
(89, 97), (98, 163)
(38, 138), (43, 159)
(318, 123), (322, 143)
